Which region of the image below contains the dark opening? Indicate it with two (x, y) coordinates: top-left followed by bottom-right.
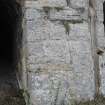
(0, 0), (21, 75)
(103, 1), (105, 27)
(0, 1), (26, 104)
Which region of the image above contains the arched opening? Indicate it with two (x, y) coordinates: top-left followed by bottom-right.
(0, 2), (14, 72)
(0, 0), (22, 74)
(0, 0), (25, 103)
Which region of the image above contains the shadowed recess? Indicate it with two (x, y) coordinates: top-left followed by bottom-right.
(0, 0), (21, 74)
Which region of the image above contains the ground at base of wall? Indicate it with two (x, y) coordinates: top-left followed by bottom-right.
(0, 68), (26, 105)
(0, 95), (26, 105)
(76, 95), (105, 105)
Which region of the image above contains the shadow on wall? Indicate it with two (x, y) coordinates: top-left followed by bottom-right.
(103, 1), (105, 28)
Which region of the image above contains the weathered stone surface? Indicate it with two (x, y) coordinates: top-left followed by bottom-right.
(21, 0), (105, 105)
(69, 22), (90, 41)
(26, 40), (70, 64)
(25, 9), (41, 20)
(49, 7), (84, 21)
(27, 62), (94, 105)
(28, 68), (74, 105)
(96, 0), (104, 22)
(69, 41), (95, 100)
(99, 53), (105, 96)
(70, 0), (88, 9)
(25, 1), (42, 9)
(25, 0), (67, 9)
(38, 0), (67, 7)
(96, 22), (105, 48)
(96, 10), (103, 22)
(26, 40), (95, 105)
(49, 22), (66, 40)
(26, 20), (66, 41)
(96, 0), (104, 11)
(26, 20), (50, 41)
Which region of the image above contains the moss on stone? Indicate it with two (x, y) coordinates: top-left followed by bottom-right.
(61, 19), (84, 34)
(62, 21), (70, 35)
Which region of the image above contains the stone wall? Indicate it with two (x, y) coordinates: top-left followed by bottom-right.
(20, 0), (105, 105)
